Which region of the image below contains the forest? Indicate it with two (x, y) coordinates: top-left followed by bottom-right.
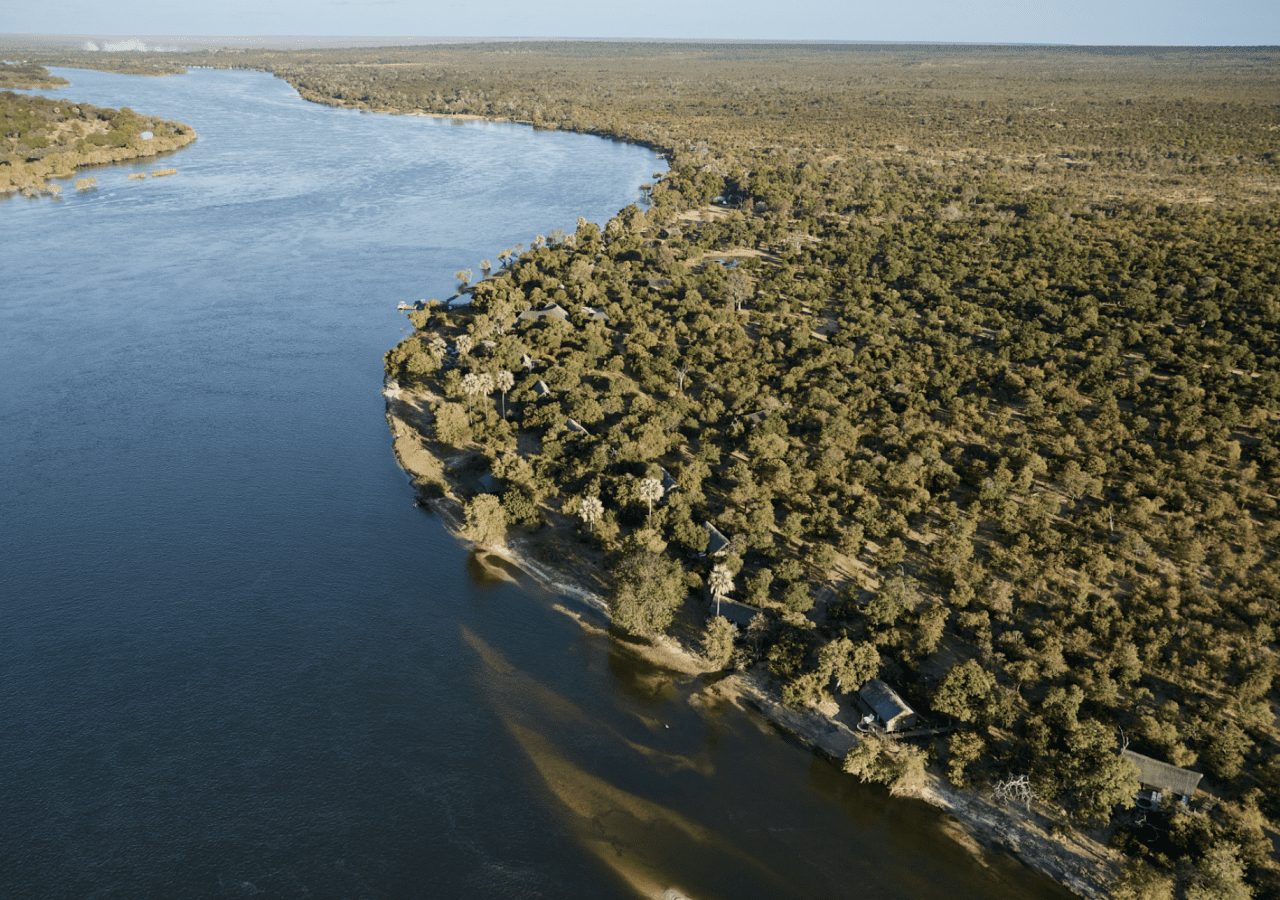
(20, 42), (1280, 897)
(0, 65), (195, 195)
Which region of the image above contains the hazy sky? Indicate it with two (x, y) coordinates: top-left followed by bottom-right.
(3, 0), (1278, 45)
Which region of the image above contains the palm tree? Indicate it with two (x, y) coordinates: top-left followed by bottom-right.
(454, 334), (473, 357)
(455, 269), (473, 292)
(707, 563), (733, 617)
(461, 371), (493, 423)
(637, 477), (664, 524)
(578, 495), (604, 533)
(495, 370), (515, 419)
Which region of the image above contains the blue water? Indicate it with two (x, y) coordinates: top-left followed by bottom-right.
(0, 68), (1064, 898)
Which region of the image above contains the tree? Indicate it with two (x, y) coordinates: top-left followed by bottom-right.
(702, 615), (737, 669)
(462, 371), (494, 422)
(1185, 843), (1252, 900)
(707, 563), (733, 616)
(842, 733), (928, 797)
(494, 369), (515, 419)
(610, 550), (686, 638)
(637, 476), (664, 523)
(945, 731), (985, 787)
(1110, 861), (1174, 900)
(463, 494), (506, 548)
(578, 494), (604, 533)
(818, 636), (878, 693)
(932, 659), (997, 723)
(864, 574), (920, 627)
(434, 401), (471, 445)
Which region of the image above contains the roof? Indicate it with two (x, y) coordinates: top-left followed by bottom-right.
(859, 679), (914, 726)
(564, 418), (589, 435)
(581, 305), (608, 322)
(533, 379), (551, 396)
(517, 303), (570, 324)
(703, 522), (731, 555)
(715, 599), (759, 629)
(1121, 749), (1203, 797)
(659, 466), (679, 492)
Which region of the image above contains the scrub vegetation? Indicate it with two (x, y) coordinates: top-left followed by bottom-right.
(0, 66), (195, 195)
(0, 60), (68, 89)
(28, 42), (1280, 896)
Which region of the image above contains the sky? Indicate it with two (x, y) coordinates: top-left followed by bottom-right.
(2, 0), (1278, 46)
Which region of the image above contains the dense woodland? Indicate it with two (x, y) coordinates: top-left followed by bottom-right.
(0, 65), (194, 195)
(25, 43), (1280, 896)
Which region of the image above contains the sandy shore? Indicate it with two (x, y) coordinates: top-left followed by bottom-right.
(385, 385), (1121, 897)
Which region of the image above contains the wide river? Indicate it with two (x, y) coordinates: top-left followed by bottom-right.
(0, 68), (1066, 898)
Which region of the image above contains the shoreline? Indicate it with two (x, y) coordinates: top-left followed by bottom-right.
(385, 385), (1120, 898)
(0, 131), (198, 197)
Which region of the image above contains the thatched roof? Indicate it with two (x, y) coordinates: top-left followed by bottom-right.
(1121, 749), (1203, 797)
(703, 522), (731, 556)
(517, 303), (570, 324)
(715, 599), (758, 629)
(858, 678), (915, 731)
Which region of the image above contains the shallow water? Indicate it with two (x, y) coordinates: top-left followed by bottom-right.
(0, 67), (1066, 898)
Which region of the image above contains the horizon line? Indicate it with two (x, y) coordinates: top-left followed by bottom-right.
(2, 33), (1279, 50)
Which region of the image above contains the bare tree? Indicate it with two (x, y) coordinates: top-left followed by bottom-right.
(993, 775), (1037, 812)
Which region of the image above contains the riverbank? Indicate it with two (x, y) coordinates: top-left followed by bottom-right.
(385, 383), (1120, 898)
(1, 89), (196, 196)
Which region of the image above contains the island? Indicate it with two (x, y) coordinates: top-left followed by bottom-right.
(0, 63), (196, 196)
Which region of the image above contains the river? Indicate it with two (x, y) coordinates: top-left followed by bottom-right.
(0, 67), (1066, 898)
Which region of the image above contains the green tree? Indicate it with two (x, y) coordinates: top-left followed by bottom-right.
(463, 494), (506, 548)
(610, 550), (686, 638)
(932, 660), (997, 724)
(701, 616), (737, 669)
(434, 402), (472, 445)
(1185, 843), (1253, 900)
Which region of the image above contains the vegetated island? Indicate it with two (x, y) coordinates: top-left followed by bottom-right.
(0, 60), (68, 89)
(0, 63), (196, 196)
(28, 43), (1280, 899)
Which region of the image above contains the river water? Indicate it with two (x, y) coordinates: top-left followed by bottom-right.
(0, 67), (1065, 898)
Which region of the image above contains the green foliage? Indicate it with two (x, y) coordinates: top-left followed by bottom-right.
(1, 90), (193, 194)
(932, 660), (997, 724)
(842, 734), (929, 798)
(232, 41), (1280, 893)
(610, 550), (686, 638)
(701, 615), (737, 669)
(462, 494), (506, 547)
(433, 402), (472, 445)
